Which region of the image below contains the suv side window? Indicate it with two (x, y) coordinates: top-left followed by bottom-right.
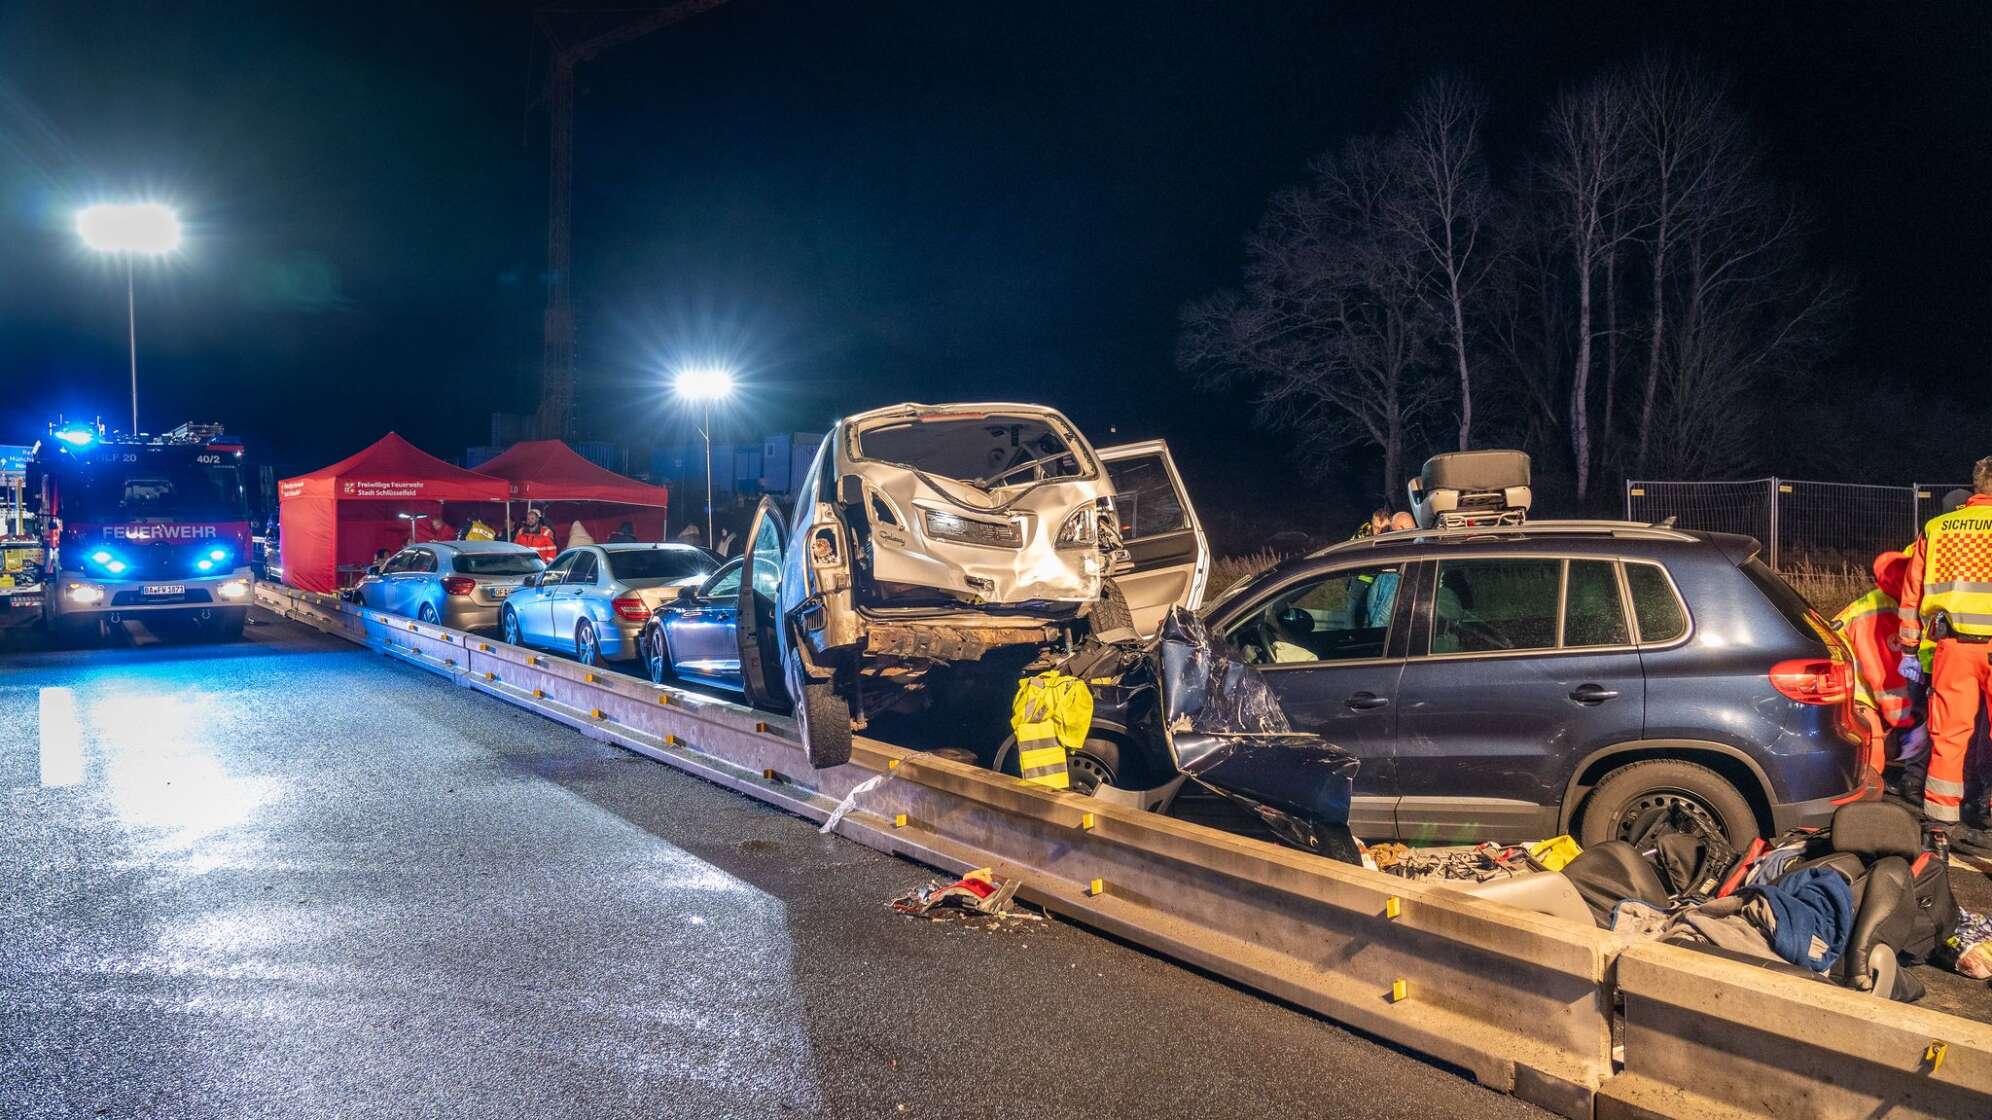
(1626, 561), (1689, 644)
(1103, 453), (1190, 540)
(1223, 564), (1402, 665)
(1564, 559), (1630, 647)
(1432, 558), (1559, 654)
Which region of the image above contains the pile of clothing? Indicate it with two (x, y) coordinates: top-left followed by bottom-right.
(1561, 802), (1959, 1001)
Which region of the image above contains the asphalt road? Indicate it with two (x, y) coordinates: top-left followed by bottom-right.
(1, 612), (1548, 1120)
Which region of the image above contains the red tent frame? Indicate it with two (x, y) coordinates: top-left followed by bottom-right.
(277, 432), (510, 593)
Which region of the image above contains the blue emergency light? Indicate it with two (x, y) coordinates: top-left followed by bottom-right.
(53, 427), (96, 448)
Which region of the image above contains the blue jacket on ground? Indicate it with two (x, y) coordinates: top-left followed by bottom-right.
(1742, 866), (1855, 972)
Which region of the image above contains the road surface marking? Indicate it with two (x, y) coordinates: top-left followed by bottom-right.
(38, 687), (85, 787)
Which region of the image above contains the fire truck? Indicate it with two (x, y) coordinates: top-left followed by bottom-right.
(32, 420), (255, 642)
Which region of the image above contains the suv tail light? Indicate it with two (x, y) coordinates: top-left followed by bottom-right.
(442, 576), (476, 597)
(1768, 658), (1851, 705)
(612, 595), (648, 622)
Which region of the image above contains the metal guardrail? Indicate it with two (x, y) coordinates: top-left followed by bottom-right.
(255, 582), (1992, 1118)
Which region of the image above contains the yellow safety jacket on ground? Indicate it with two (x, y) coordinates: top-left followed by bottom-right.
(1010, 671), (1094, 790)
(1900, 495), (1992, 643)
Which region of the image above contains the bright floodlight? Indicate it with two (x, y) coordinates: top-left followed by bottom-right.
(76, 203), (182, 255)
(673, 366), (735, 401)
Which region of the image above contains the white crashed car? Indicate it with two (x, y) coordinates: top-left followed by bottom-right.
(730, 402), (1209, 767)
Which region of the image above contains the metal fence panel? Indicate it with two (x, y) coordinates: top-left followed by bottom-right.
(1773, 479), (1916, 571)
(1626, 478), (1974, 575)
(1625, 479), (1774, 549)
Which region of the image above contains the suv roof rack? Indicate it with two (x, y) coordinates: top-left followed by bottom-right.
(1310, 519), (1699, 559)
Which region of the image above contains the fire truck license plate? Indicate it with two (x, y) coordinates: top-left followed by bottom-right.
(143, 584), (185, 597)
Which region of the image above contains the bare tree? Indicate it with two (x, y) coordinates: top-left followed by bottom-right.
(1647, 161), (1847, 476)
(1541, 74), (1638, 501)
(1180, 138), (1441, 503)
(1389, 75), (1495, 451)
(1625, 53), (1738, 475)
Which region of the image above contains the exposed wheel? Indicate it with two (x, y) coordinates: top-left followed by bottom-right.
(500, 607), (522, 647)
(993, 734), (1146, 796)
(1090, 576), (1135, 636)
(575, 619), (602, 667)
(642, 625), (671, 684)
(1578, 759), (1760, 852)
(785, 647), (852, 768)
(418, 602), (440, 625)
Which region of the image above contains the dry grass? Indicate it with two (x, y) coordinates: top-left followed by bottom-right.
(1208, 548), (1287, 597)
(1779, 563), (1871, 617)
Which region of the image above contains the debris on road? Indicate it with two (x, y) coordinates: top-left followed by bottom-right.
(889, 867), (1040, 924)
(820, 771), (894, 835)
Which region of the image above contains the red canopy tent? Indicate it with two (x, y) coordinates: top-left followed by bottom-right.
(278, 432), (510, 593)
(473, 440), (669, 546)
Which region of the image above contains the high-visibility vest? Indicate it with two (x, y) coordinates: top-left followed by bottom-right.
(1833, 587), (1915, 728)
(1916, 504), (1992, 638)
(1010, 671), (1094, 790)
(515, 526), (556, 562)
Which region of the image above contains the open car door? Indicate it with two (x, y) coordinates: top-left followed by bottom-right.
(735, 497), (790, 711)
(1096, 440), (1209, 636)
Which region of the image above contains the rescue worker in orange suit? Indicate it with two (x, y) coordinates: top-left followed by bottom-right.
(1896, 455), (1992, 854)
(513, 507), (557, 562)
(1834, 549), (1916, 793)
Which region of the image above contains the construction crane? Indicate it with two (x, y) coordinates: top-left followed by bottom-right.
(533, 1), (730, 442)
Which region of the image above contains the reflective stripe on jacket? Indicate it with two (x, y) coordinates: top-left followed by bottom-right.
(1010, 671), (1094, 790)
(1899, 494), (1992, 640)
(1834, 587), (1915, 728)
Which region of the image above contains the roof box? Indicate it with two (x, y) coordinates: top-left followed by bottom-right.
(1409, 450), (1532, 530)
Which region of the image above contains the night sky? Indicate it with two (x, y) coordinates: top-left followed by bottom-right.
(4, 3), (1989, 543)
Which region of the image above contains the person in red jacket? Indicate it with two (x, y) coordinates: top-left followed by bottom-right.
(1834, 549), (1917, 792)
(513, 507), (557, 562)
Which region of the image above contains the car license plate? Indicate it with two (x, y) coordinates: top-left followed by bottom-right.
(488, 585), (510, 599)
(143, 584), (185, 597)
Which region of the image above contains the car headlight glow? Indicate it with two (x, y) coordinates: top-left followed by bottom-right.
(65, 583), (105, 605)
(218, 579), (251, 601)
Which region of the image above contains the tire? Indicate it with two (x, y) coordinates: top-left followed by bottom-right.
(418, 602), (440, 625)
(205, 609), (247, 642)
(642, 625), (671, 684)
(48, 616), (100, 649)
(1578, 759), (1760, 852)
(1090, 576), (1135, 636)
(500, 607), (522, 648)
(993, 734), (1141, 796)
(785, 646), (852, 768)
(575, 619), (602, 668)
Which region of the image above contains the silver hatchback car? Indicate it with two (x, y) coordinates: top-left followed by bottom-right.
(499, 542), (718, 666)
(357, 541), (545, 631)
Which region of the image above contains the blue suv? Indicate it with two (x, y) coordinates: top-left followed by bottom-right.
(1027, 521), (1873, 851)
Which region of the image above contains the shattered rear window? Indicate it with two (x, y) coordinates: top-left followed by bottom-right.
(854, 415), (1088, 488)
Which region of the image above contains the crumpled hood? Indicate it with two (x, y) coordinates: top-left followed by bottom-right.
(1154, 607), (1359, 851)
(859, 462), (1110, 605)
